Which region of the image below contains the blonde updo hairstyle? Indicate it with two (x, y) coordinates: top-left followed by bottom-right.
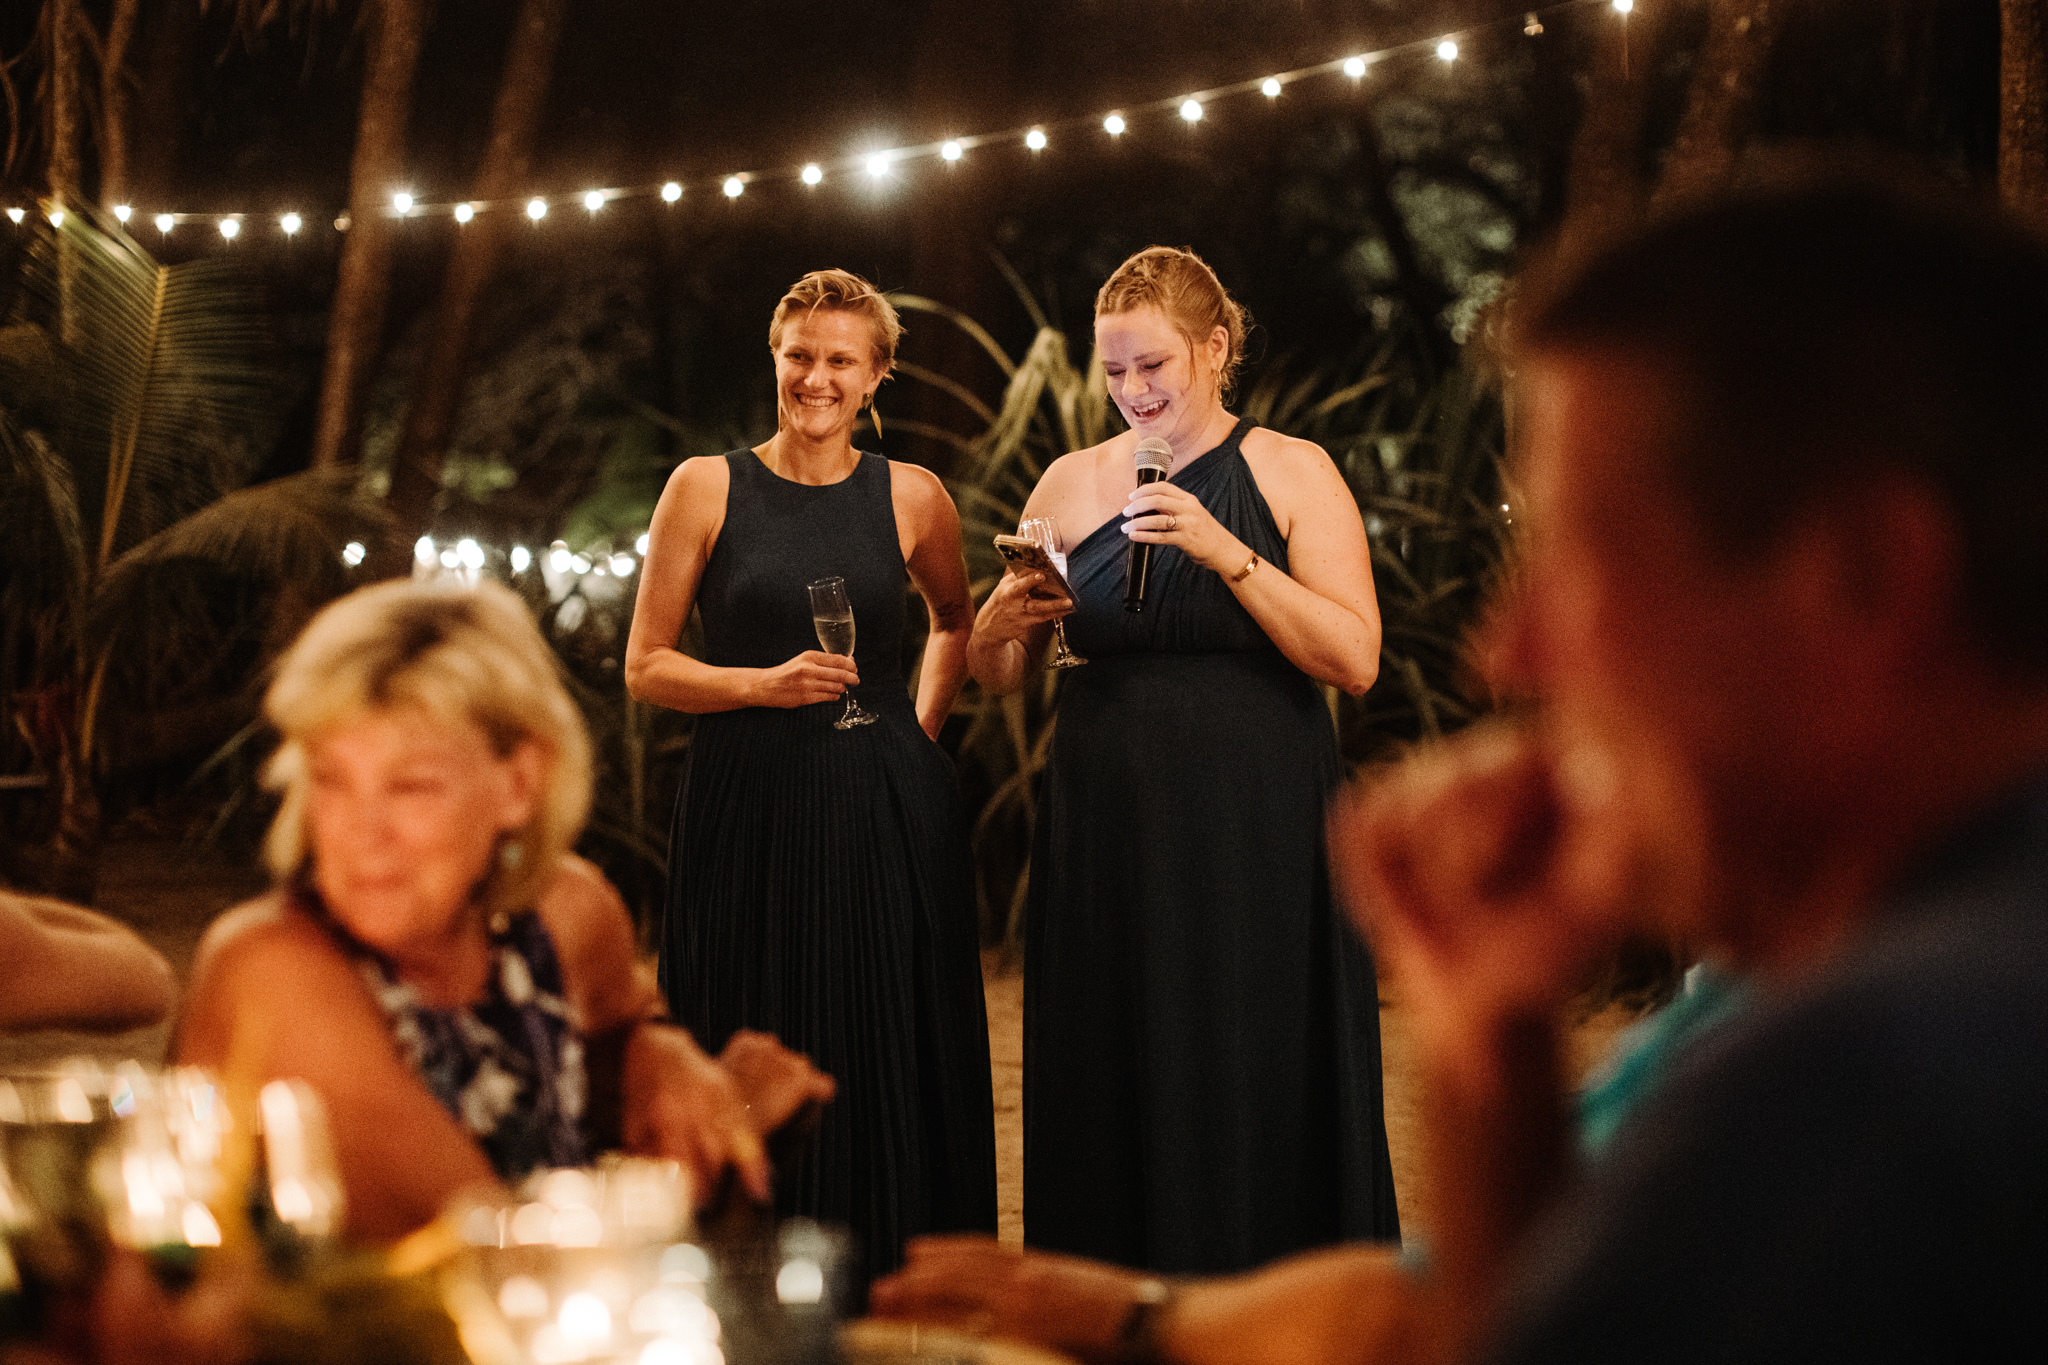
(261, 580), (593, 922)
(768, 268), (905, 382)
(1095, 246), (1251, 401)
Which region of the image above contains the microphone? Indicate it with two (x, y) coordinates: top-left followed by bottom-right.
(1123, 437), (1174, 613)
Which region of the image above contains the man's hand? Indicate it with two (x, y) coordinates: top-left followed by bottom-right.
(870, 1236), (1151, 1363)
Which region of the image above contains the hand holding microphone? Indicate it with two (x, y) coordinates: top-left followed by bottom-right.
(1122, 438), (1249, 611)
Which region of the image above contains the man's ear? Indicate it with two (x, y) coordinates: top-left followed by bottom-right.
(1792, 471), (1961, 663)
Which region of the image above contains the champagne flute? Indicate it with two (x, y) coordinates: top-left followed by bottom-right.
(1020, 517), (1087, 669)
(807, 577), (876, 729)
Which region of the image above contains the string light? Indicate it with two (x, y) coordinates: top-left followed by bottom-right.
(342, 541), (366, 566)
(75, 1), (1623, 239)
(510, 545), (531, 572)
(415, 536), (436, 563)
(635, 532), (650, 555)
(49, 209), (65, 228)
(218, 217), (239, 239)
(5, 208), (23, 224)
(281, 212), (302, 234)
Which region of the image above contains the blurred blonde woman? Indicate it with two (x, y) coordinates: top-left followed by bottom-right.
(176, 580), (832, 1244)
(627, 269), (995, 1275)
(967, 246), (1399, 1272)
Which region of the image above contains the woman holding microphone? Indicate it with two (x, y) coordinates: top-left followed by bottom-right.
(971, 246), (1398, 1273)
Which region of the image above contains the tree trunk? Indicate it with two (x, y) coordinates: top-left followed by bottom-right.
(45, 0), (82, 206)
(1558, 0), (1671, 252)
(382, 0), (567, 547)
(2003, 0), (2048, 227)
(96, 0), (141, 207)
(1656, 0), (1789, 207)
(307, 0), (428, 472)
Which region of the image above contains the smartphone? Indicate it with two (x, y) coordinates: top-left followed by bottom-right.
(993, 534), (1074, 599)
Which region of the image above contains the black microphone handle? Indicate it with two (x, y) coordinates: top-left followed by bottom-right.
(1123, 466), (1167, 613)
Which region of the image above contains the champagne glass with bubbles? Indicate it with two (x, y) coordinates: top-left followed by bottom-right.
(1020, 517), (1087, 669)
(807, 577), (876, 729)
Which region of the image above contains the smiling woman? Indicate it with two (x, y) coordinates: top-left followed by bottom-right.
(173, 582), (834, 1243)
(625, 269), (996, 1275)
(968, 245), (1399, 1273)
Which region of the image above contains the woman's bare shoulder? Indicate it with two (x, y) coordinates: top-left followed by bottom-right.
(533, 855), (657, 1031)
(176, 891), (379, 1064)
(1240, 425), (1339, 478)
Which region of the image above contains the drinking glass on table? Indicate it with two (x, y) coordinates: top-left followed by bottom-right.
(807, 577), (876, 729)
(1019, 517), (1087, 669)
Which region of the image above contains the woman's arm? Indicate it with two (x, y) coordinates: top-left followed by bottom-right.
(0, 889), (175, 1032)
(173, 897), (499, 1244)
(1123, 432), (1381, 695)
(624, 456), (860, 714)
(894, 463), (975, 738)
(964, 456), (1083, 696)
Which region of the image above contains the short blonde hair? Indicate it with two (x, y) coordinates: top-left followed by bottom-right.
(1095, 246), (1251, 399)
(767, 268), (904, 374)
(261, 580), (592, 921)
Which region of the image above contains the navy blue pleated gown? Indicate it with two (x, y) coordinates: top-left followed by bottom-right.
(661, 449), (996, 1275)
(1024, 418), (1400, 1273)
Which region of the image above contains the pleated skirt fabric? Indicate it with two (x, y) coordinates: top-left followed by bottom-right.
(662, 691), (997, 1276)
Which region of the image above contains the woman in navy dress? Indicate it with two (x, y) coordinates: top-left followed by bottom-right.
(969, 247), (1399, 1272)
(626, 270), (996, 1274)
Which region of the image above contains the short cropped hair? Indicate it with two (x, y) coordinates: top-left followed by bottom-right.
(261, 580), (593, 919)
(1096, 246), (1251, 400)
(1512, 161), (2048, 674)
(767, 268), (904, 373)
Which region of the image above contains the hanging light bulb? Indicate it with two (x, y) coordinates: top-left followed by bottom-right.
(661, 181), (683, 202)
(7, 207), (26, 224)
(48, 208), (65, 228)
(1025, 128), (1047, 151)
(1343, 55), (1367, 78)
(865, 153), (889, 178)
(392, 191), (413, 213)
(1179, 99), (1203, 123)
(723, 176), (745, 198)
(112, 204), (132, 222)
(582, 190), (605, 212)
(218, 217), (239, 239)
(155, 213), (174, 234)
(802, 164), (823, 185)
(453, 202), (474, 223)
(941, 140), (963, 161)
(1525, 12), (1545, 34)
(281, 212), (303, 234)
(1437, 39), (1459, 62)
(1261, 78), (1282, 98)
(1612, 0), (1634, 12)
(527, 197), (548, 220)
(1104, 114), (1126, 135)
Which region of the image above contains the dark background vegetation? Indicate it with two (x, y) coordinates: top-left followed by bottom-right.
(1, 0), (2037, 938)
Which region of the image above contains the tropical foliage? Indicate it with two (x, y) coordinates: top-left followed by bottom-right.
(0, 207), (385, 885)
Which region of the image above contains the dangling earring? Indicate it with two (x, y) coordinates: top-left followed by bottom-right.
(866, 391), (883, 441)
(500, 837), (524, 872)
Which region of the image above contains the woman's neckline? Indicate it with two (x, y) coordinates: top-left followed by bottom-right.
(746, 440), (869, 488)
(1071, 414), (1253, 552)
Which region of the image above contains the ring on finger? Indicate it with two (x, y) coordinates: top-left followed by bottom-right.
(1166, 513), (1179, 532)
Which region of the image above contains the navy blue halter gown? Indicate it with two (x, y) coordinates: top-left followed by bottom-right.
(661, 449), (996, 1275)
(1024, 418), (1400, 1273)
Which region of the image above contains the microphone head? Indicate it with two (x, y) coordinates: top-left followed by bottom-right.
(1133, 437), (1173, 476)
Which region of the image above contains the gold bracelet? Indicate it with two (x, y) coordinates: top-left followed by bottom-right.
(1229, 551), (1259, 583)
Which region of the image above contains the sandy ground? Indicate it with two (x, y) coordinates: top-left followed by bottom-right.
(6, 838), (1639, 1254)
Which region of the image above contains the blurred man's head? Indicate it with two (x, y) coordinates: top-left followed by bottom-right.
(1496, 165), (2048, 966)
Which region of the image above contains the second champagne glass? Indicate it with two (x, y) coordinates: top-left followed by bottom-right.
(806, 577), (876, 729)
(1020, 517), (1087, 669)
